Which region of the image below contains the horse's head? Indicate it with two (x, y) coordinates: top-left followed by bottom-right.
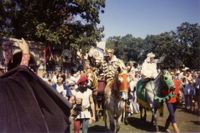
(160, 70), (174, 92)
(117, 71), (129, 99)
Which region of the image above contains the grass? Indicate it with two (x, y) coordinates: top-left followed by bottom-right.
(70, 104), (200, 133)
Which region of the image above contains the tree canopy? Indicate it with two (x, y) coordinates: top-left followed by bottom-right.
(1, 2), (199, 69)
(106, 22), (200, 69)
(0, 0), (105, 51)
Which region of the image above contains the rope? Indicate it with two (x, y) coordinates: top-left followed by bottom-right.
(154, 92), (174, 102)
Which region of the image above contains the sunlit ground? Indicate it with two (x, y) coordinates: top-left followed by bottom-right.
(70, 104), (200, 133)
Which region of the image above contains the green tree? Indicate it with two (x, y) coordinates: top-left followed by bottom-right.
(105, 22), (200, 69)
(0, 0), (105, 51)
(121, 34), (143, 62)
(106, 34), (144, 62)
(175, 22), (200, 68)
(106, 36), (123, 58)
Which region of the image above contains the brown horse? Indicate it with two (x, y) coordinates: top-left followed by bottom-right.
(104, 71), (129, 133)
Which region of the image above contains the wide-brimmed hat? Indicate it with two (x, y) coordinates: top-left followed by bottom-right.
(147, 52), (155, 58)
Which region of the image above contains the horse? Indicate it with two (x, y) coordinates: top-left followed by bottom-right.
(87, 47), (106, 120)
(136, 70), (175, 131)
(104, 70), (130, 133)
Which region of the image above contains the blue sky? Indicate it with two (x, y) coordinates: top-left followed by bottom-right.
(99, 0), (200, 40)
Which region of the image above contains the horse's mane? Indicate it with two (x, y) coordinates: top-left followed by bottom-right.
(154, 72), (161, 85)
(153, 72), (165, 96)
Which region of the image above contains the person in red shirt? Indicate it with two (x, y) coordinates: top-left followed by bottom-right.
(164, 72), (181, 133)
(69, 75), (96, 133)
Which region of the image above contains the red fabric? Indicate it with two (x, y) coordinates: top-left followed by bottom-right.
(98, 80), (105, 93)
(74, 120), (81, 133)
(48, 46), (53, 59)
(161, 88), (171, 96)
(43, 48), (46, 64)
(167, 79), (181, 103)
(77, 75), (88, 85)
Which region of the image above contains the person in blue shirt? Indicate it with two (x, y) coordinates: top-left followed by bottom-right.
(52, 73), (72, 100)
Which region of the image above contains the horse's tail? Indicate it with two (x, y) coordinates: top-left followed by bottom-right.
(159, 102), (164, 117)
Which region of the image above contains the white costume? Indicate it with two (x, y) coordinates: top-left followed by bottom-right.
(71, 88), (92, 119)
(141, 53), (158, 79)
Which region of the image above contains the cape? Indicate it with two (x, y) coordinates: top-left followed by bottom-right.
(0, 66), (71, 132)
(136, 79), (147, 101)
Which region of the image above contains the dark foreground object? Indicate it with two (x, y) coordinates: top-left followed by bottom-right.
(0, 66), (71, 132)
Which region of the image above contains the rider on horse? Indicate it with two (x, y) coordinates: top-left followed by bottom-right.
(141, 52), (158, 94)
(104, 48), (125, 98)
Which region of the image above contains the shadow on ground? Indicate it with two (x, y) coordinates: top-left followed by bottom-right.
(88, 125), (109, 133)
(88, 117), (166, 132)
(190, 121), (200, 125)
(178, 108), (200, 116)
(127, 117), (166, 132)
(83, 108), (199, 132)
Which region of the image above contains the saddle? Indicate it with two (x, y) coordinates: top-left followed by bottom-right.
(136, 78), (153, 101)
(142, 78), (154, 88)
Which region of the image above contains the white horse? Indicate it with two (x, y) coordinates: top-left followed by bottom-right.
(136, 70), (175, 131)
